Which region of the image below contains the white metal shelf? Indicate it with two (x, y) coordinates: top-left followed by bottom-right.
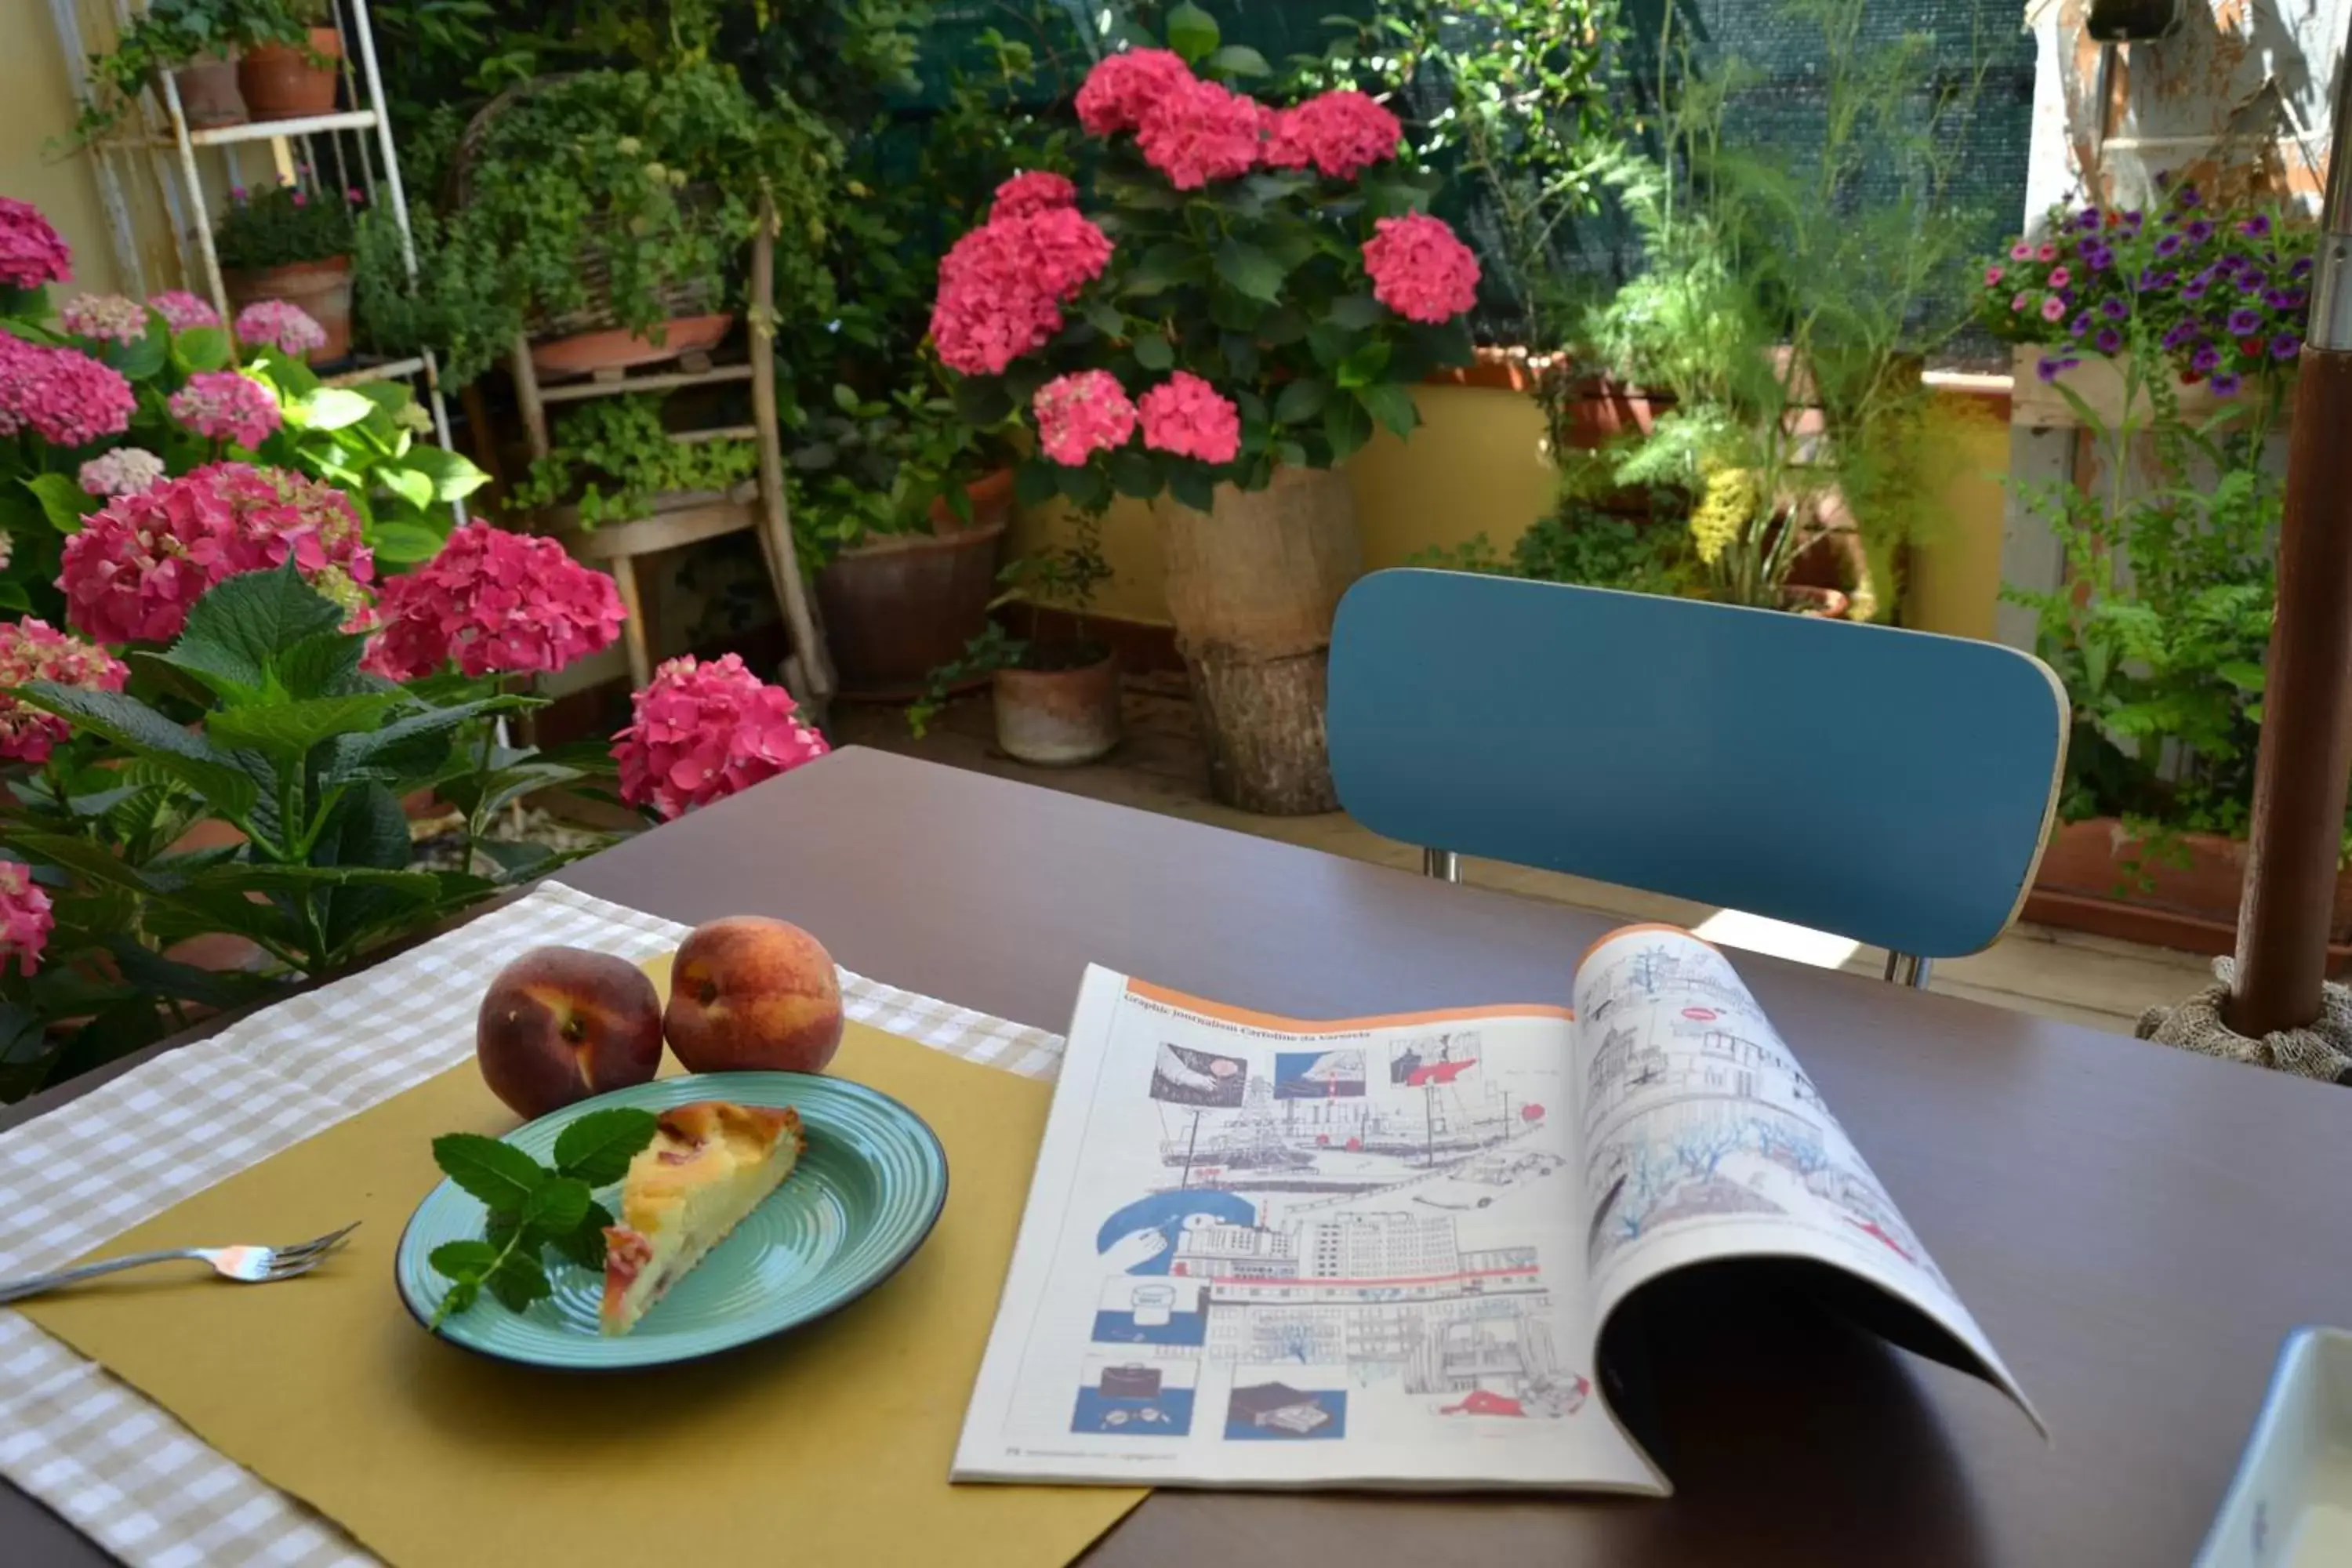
(190, 108), (379, 147)
(321, 355), (427, 387)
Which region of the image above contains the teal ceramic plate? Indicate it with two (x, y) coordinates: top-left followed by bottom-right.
(394, 1072), (947, 1369)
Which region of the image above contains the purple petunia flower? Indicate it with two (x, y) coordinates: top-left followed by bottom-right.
(2095, 327), (2124, 354)
(2285, 286), (2310, 308)
(2085, 244), (2114, 271)
(2211, 371), (2244, 397)
(2293, 256), (2315, 279)
(2162, 321), (2193, 350)
(2241, 214), (2273, 238)
(2191, 342), (2223, 372)
(2156, 233), (2183, 258)
(2036, 354), (2081, 383)
(2077, 207), (2103, 232)
(2274, 333), (2303, 360)
(2070, 310), (2095, 337)
(2219, 252), (2249, 274)
(2183, 278), (2210, 300)
(2101, 296), (2129, 321)
(2229, 307), (2262, 335)
(2122, 209), (2144, 230)
(2187, 220), (2215, 242)
(2265, 289), (2296, 311)
(2239, 270), (2267, 295)
(2177, 185), (2205, 209)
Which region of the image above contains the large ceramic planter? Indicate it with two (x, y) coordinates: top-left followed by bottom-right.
(224, 254), (352, 361)
(238, 27), (342, 121)
(170, 53), (246, 129)
(993, 648), (1120, 765)
(2024, 817), (2352, 971)
(1155, 465), (1363, 815)
(815, 470), (1012, 700)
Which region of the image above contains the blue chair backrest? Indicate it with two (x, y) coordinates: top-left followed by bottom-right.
(1326, 570), (2070, 959)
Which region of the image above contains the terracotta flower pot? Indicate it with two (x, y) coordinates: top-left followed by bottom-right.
(224, 254), (352, 361)
(2024, 817), (2352, 971)
(816, 470), (1013, 700)
(170, 53), (247, 129)
(993, 648), (1121, 766)
(238, 27), (343, 121)
(528, 313), (735, 378)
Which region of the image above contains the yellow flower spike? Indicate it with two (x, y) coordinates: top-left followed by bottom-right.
(1689, 466), (1758, 568)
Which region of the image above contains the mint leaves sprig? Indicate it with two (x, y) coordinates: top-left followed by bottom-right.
(426, 1107), (659, 1327)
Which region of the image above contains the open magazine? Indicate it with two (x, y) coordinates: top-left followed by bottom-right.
(955, 924), (2043, 1493)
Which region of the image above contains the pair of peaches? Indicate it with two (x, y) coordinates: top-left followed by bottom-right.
(477, 916), (844, 1119)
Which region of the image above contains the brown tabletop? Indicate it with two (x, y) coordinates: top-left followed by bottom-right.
(9, 745), (2350, 1566)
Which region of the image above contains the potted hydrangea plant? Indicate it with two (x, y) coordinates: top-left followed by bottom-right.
(928, 16), (1480, 813)
(215, 177), (361, 361)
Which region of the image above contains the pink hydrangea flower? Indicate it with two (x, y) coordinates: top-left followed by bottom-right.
(0, 862), (53, 978)
(1138, 371), (1242, 464)
(1269, 90), (1400, 180)
(60, 462), (373, 646)
(234, 299), (327, 358)
(1075, 48), (1195, 137)
(149, 290), (220, 331)
(0, 332), (135, 448)
(1361, 212), (1480, 324)
(612, 652), (831, 821)
(59, 292), (148, 345)
(77, 446), (166, 498)
(1033, 370), (1138, 465)
(0, 197), (72, 292)
(929, 207), (1115, 376)
(0, 618), (129, 766)
(363, 522), (625, 681)
(991, 170), (1078, 221)
(169, 370), (281, 448)
(1137, 75), (1264, 190)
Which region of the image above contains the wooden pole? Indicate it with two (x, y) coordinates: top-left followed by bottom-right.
(2227, 45), (2352, 1037)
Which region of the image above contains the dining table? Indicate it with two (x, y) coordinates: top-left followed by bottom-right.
(7, 742), (2350, 1566)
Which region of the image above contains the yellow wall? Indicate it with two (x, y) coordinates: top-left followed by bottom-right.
(2, 20), (123, 296)
(1012, 381), (2013, 640)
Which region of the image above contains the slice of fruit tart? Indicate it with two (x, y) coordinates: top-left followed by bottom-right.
(600, 1102), (804, 1335)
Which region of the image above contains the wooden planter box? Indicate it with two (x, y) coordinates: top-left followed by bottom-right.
(2024, 817), (2352, 971)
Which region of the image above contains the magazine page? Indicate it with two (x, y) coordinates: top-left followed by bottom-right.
(955, 965), (1664, 1494)
(1573, 925), (2043, 1431)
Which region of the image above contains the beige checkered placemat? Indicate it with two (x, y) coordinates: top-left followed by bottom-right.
(0, 881), (1065, 1568)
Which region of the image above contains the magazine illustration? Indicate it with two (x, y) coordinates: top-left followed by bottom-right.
(955, 924), (2039, 1493)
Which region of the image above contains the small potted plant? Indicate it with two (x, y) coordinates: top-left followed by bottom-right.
(792, 377), (1011, 699)
(236, 1), (341, 121)
(215, 177), (359, 361)
(912, 506), (1120, 766)
(73, 0), (314, 137)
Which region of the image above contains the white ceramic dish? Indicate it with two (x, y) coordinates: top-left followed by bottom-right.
(2197, 1328), (2352, 1567)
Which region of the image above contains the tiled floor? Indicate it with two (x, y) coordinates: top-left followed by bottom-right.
(831, 684), (2219, 1036)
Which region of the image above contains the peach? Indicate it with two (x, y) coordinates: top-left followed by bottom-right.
(664, 916), (843, 1074)
(477, 946), (665, 1118)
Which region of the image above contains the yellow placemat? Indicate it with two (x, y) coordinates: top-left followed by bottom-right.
(20, 1009), (1144, 1568)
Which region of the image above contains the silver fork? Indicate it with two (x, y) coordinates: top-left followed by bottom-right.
(0, 1222), (359, 1305)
